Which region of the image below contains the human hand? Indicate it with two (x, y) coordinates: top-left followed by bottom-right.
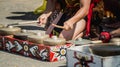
(52, 22), (73, 31)
(63, 22), (73, 30)
(38, 14), (48, 25)
(110, 28), (120, 37)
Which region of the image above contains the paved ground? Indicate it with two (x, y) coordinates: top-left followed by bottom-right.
(0, 0), (66, 67)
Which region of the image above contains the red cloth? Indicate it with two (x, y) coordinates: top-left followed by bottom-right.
(85, 0), (101, 36)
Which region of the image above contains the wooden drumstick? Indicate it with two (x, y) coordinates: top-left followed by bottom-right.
(52, 23), (65, 29)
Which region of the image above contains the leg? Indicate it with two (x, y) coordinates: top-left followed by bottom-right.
(59, 19), (86, 40)
(72, 19), (86, 40)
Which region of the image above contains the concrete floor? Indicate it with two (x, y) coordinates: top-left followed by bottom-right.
(0, 0), (66, 67)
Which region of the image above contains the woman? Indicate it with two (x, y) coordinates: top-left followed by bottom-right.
(38, 0), (96, 40)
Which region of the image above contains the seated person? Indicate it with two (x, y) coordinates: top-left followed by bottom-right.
(38, 0), (101, 40)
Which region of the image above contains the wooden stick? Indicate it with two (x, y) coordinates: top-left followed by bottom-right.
(7, 20), (39, 26)
(18, 20), (39, 24)
(52, 23), (64, 29)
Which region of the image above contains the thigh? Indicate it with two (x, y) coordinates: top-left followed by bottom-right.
(72, 19), (86, 39)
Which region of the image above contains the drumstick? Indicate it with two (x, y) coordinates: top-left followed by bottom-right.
(52, 23), (65, 29)
(18, 20), (39, 24)
(7, 20), (39, 26)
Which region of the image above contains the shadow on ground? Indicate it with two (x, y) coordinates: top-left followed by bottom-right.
(6, 12), (40, 20)
(17, 25), (45, 30)
(58, 65), (67, 67)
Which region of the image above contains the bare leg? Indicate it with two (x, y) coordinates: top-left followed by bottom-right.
(73, 32), (84, 40)
(72, 19), (86, 40)
(59, 19), (86, 40)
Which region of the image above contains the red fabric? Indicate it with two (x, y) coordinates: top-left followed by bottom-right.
(85, 0), (101, 36)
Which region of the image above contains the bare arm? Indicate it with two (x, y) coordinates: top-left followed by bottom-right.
(38, 0), (56, 25)
(110, 28), (120, 37)
(65, 0), (91, 27)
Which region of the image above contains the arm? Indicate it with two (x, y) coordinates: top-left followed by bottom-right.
(110, 28), (120, 37)
(64, 0), (91, 30)
(38, 0), (56, 25)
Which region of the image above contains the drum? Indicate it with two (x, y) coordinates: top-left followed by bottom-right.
(0, 24), (4, 28)
(0, 26), (21, 36)
(110, 38), (120, 45)
(43, 36), (66, 46)
(27, 32), (49, 44)
(13, 29), (35, 40)
(89, 43), (120, 56)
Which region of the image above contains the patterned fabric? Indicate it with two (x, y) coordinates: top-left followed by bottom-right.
(45, 10), (60, 30)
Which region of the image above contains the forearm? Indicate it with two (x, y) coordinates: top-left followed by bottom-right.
(67, 7), (89, 24)
(110, 28), (120, 37)
(65, 0), (91, 25)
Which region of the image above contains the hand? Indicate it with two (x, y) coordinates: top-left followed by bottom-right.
(52, 22), (73, 31)
(110, 28), (120, 37)
(37, 14), (48, 25)
(63, 22), (73, 30)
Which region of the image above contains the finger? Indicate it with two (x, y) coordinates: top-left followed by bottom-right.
(64, 23), (72, 30)
(52, 23), (65, 29)
(39, 18), (45, 25)
(64, 25), (71, 31)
